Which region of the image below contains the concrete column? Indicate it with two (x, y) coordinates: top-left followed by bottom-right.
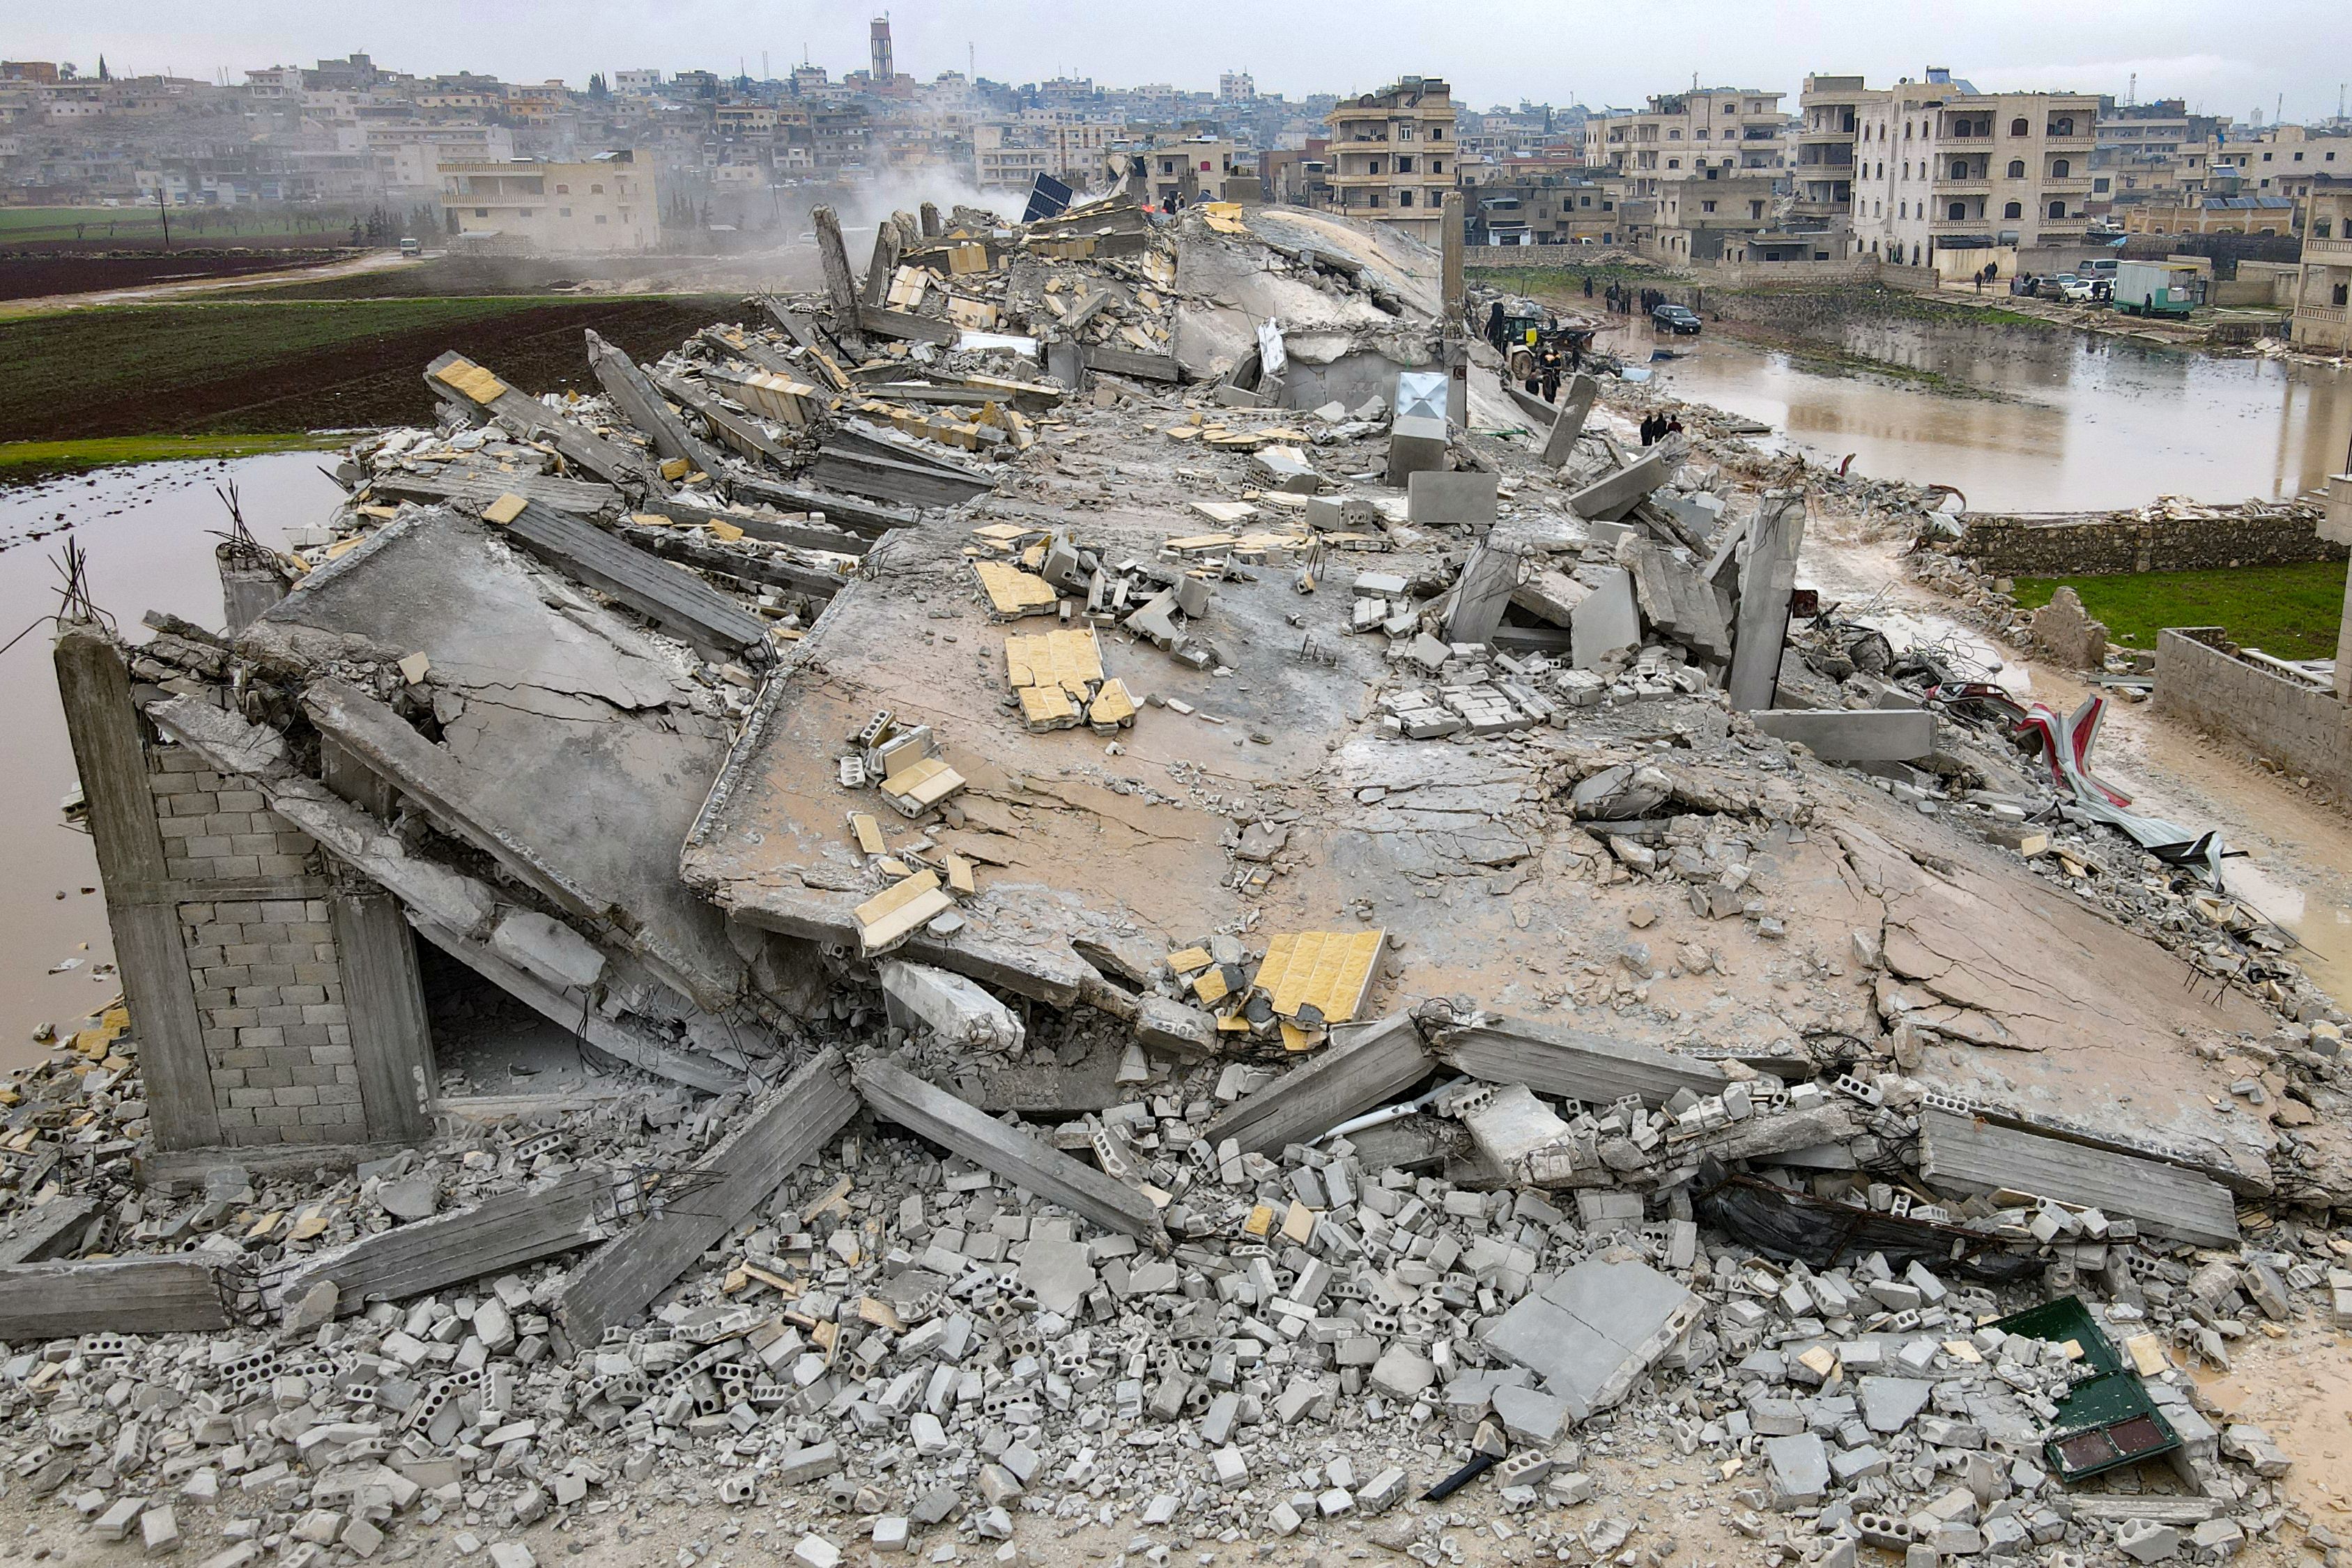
(1728, 491), (1808, 713)
(1441, 191), (1468, 428)
(919, 201), (942, 239)
(53, 627), (221, 1150)
(1542, 374), (1600, 466)
(810, 206), (861, 330)
(2326, 476), (2352, 701)
(861, 221), (902, 307)
(328, 889), (435, 1144)
(216, 544), (286, 633)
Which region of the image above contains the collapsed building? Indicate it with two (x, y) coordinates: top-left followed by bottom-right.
(8, 193), (2352, 1568)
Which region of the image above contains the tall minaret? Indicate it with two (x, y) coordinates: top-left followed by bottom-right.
(869, 17), (894, 85)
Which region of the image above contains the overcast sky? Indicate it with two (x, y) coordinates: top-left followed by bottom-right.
(23, 0), (2349, 124)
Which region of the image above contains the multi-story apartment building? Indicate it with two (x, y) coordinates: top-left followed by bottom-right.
(2290, 178), (2352, 351)
(1323, 76), (1455, 243)
(973, 117), (1121, 190)
(440, 150), (651, 252)
(1583, 87), (1787, 259)
(1794, 75), (1865, 226)
(1846, 70), (2098, 267)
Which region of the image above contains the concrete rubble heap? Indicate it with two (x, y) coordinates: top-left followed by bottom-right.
(10, 192), (2352, 1568)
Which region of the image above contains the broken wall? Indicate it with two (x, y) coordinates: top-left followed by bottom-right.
(56, 629), (431, 1159)
(1958, 509), (2341, 577)
(2155, 627), (2352, 801)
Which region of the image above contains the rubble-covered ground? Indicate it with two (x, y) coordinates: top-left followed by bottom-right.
(5, 196), (2351, 1568)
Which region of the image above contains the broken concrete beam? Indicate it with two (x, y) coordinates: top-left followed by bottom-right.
(424, 351), (660, 495)
(615, 523), (847, 601)
(1616, 535), (1730, 662)
(727, 477), (920, 537)
(0, 1256), (240, 1339)
(810, 447), (994, 510)
(1510, 567), (1590, 629)
(585, 330), (725, 480)
(0, 1195), (99, 1266)
(365, 467), (620, 518)
(859, 305), (959, 346)
(1204, 1016), (1434, 1156)
(1916, 1109), (2238, 1247)
(879, 960), (1024, 1052)
(1079, 344), (1183, 383)
(1728, 491), (1805, 712)
(1542, 376), (1599, 466)
(643, 370), (797, 469)
(854, 1060), (1169, 1247)
(1434, 1015), (1728, 1107)
(1408, 471), (1499, 529)
(630, 493), (871, 558)
(410, 919), (740, 1095)
(1443, 544), (1523, 645)
(1567, 449), (1669, 523)
(1750, 709), (1938, 763)
(559, 1048), (859, 1346)
(497, 501), (774, 666)
(861, 221), (903, 307)
(273, 1169), (619, 1317)
(1481, 1256), (1701, 1420)
(811, 208), (863, 336)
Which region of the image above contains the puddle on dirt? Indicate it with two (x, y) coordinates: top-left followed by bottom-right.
(1593, 313), (2352, 513)
(0, 454), (344, 1072)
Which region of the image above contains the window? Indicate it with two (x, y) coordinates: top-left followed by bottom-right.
(560, 206), (571, 217)
(2052, 158), (2070, 177)
(2008, 159), (2025, 178)
(1948, 201), (1966, 220)
(1750, 200), (1765, 219)
(1431, 159), (1443, 174)
(1701, 199), (1716, 213)
(590, 183), (604, 193)
(2318, 220), (2335, 238)
(2004, 201), (2022, 218)
(2011, 117), (2029, 137)
(1397, 123), (1413, 141)
(1367, 159), (1382, 176)
(556, 183), (569, 194)
(2048, 199), (2066, 217)
(1668, 157), (1681, 170)
(2336, 282), (2350, 306)
(594, 213), (607, 224)
(1397, 155), (1413, 172)
(2093, 178), (2109, 193)
(474, 206), (489, 217)
(1899, 201), (1907, 218)
(1951, 159), (1969, 178)
(2052, 117), (2073, 136)
(1397, 189), (1413, 206)
(1431, 126), (1443, 140)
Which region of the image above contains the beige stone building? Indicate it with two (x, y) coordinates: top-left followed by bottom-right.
(1583, 87), (1788, 260)
(1845, 72), (2098, 268)
(2291, 180), (2352, 352)
(1794, 76), (1866, 228)
(973, 118), (1120, 192)
(1323, 76), (1456, 243)
(440, 151), (652, 254)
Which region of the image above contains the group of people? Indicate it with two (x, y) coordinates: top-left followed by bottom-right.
(1637, 411), (1684, 446)
(1602, 283), (1671, 317)
(1481, 301), (1579, 402)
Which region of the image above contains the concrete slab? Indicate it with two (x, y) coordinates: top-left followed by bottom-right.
(1859, 1375), (1933, 1434)
(1751, 709), (1939, 762)
(1570, 567), (1640, 671)
(1765, 1432), (1829, 1508)
(1568, 450), (1670, 523)
(1480, 1256), (1700, 1421)
(1407, 472), (1499, 528)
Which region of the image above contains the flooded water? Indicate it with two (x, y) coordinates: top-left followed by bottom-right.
(1597, 312), (2352, 512)
(0, 454), (343, 1069)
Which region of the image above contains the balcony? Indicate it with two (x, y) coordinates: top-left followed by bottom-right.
(2300, 234), (2352, 260)
(1326, 134), (1392, 153)
(2296, 303), (2348, 325)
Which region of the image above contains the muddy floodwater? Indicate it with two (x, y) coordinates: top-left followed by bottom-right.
(1597, 312), (2352, 512)
(0, 454), (343, 1068)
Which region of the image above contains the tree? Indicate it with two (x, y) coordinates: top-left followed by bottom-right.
(97, 55), (110, 82)
(587, 72), (608, 100)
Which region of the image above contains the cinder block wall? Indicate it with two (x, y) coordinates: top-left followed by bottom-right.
(56, 627), (433, 1168)
(2154, 629), (2352, 801)
(148, 748), (367, 1147)
(1959, 514), (2344, 578)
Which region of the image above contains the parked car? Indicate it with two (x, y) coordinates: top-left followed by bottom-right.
(398, 236), (422, 257)
(2056, 275), (2098, 302)
(1651, 302), (1702, 336)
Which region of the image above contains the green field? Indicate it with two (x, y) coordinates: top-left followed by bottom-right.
(2011, 562), (2347, 661)
(0, 433), (339, 475)
(0, 205), (360, 245)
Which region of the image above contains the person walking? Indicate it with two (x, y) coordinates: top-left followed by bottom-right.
(1583, 273), (1595, 299)
(1486, 300), (1506, 350)
(1538, 344), (1565, 402)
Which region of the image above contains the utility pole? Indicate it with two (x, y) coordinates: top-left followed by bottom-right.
(156, 182), (170, 247)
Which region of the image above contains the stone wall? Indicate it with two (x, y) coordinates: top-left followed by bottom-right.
(1960, 508), (2340, 577)
(2154, 628), (2352, 801)
(147, 746), (368, 1148)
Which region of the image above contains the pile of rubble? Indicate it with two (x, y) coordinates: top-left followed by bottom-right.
(10, 193), (2352, 1568)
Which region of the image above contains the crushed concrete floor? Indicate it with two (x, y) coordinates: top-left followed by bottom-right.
(5, 194), (2352, 1568)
